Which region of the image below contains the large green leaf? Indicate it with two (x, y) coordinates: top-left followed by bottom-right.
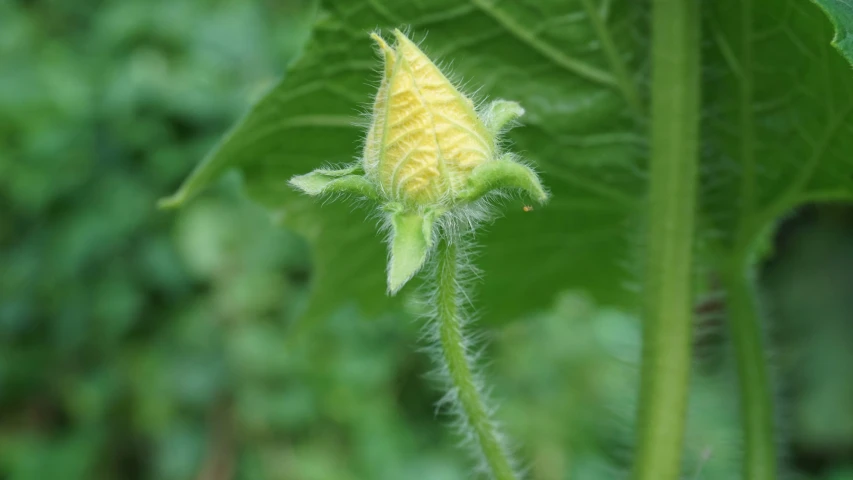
(163, 0), (853, 323)
(702, 1), (853, 255)
(813, 0), (853, 65)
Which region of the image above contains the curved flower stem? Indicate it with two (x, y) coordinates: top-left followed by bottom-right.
(434, 238), (517, 480)
(633, 0), (701, 479)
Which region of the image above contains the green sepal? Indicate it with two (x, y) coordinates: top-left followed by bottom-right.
(387, 209), (437, 295)
(289, 166), (380, 201)
(459, 155), (548, 204)
(481, 99), (525, 135)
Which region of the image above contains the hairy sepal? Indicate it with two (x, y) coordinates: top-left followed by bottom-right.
(387, 209), (438, 295)
(459, 155), (548, 205)
(481, 100), (525, 136)
(289, 166), (380, 201)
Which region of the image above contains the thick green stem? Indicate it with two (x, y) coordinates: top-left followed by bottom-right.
(633, 1), (701, 479)
(724, 257), (777, 480)
(434, 239), (517, 480)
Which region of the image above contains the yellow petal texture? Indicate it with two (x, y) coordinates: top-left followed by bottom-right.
(364, 32), (395, 187)
(363, 30), (494, 207)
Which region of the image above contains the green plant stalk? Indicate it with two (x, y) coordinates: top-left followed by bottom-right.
(728, 1), (778, 476)
(434, 238), (517, 480)
(724, 256), (777, 480)
(633, 0), (700, 479)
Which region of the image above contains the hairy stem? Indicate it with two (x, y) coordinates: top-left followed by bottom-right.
(724, 256), (777, 480)
(434, 238), (517, 480)
(633, 1), (701, 479)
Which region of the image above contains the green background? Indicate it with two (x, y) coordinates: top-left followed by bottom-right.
(1, 1), (851, 479)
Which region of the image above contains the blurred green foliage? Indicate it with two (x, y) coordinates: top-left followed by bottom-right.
(1, 1), (852, 479)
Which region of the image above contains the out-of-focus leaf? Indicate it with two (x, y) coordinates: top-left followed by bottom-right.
(0, 1), (318, 479)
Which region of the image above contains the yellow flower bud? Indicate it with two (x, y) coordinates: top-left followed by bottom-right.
(363, 30), (494, 207)
(289, 29), (546, 295)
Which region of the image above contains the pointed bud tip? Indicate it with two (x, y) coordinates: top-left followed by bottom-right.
(391, 29), (419, 50)
(370, 32), (393, 53)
